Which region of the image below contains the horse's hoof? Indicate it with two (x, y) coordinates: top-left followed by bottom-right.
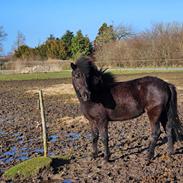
(146, 151), (154, 161)
(104, 153), (111, 162)
(104, 156), (109, 162)
(167, 150), (174, 157)
(103, 157), (110, 163)
(92, 152), (98, 159)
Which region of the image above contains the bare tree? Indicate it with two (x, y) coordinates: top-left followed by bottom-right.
(14, 31), (26, 50)
(95, 22), (183, 67)
(114, 23), (134, 40)
(0, 26), (7, 54)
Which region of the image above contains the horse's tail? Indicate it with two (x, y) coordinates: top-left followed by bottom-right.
(168, 84), (183, 142)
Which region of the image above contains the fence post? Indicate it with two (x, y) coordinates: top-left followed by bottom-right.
(38, 90), (48, 157)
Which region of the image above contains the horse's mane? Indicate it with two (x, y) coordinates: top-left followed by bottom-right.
(75, 56), (97, 77)
(75, 56), (115, 86)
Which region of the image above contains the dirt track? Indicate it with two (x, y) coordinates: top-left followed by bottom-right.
(0, 73), (183, 182)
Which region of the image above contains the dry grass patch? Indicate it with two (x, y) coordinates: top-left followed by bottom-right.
(26, 84), (75, 96)
(57, 116), (88, 126)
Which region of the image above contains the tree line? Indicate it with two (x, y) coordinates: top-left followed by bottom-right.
(94, 22), (183, 67)
(1, 22), (183, 67)
(13, 30), (93, 61)
(0, 23), (132, 61)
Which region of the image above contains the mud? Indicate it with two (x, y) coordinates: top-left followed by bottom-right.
(0, 73), (183, 182)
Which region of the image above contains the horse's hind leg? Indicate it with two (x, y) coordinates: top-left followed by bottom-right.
(166, 117), (174, 156)
(160, 111), (174, 155)
(147, 106), (161, 160)
(160, 110), (167, 132)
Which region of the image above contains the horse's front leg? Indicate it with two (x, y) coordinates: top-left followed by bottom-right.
(90, 122), (99, 159)
(99, 120), (110, 162)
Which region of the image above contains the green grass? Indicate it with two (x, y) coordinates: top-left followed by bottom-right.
(0, 68), (183, 81)
(3, 157), (52, 180)
(110, 68), (183, 75)
(3, 155), (70, 181)
(0, 70), (71, 81)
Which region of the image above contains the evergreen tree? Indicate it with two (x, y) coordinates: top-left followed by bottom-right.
(45, 36), (67, 60)
(35, 44), (48, 60)
(14, 45), (33, 60)
(13, 30), (93, 61)
(57, 39), (67, 60)
(47, 34), (55, 41)
(94, 23), (116, 50)
(71, 30), (93, 59)
(61, 30), (74, 58)
(45, 35), (58, 59)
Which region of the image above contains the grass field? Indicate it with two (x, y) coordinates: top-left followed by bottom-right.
(0, 70), (71, 81)
(0, 68), (183, 81)
(1, 72), (183, 182)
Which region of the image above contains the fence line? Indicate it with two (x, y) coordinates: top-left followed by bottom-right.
(95, 58), (183, 64)
(95, 58), (183, 67)
(0, 58), (183, 74)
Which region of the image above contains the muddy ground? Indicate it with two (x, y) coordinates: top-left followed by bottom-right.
(0, 73), (183, 182)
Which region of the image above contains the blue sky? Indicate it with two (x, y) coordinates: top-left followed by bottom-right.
(1, 0), (183, 54)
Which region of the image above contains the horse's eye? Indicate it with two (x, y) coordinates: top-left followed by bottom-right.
(75, 73), (81, 78)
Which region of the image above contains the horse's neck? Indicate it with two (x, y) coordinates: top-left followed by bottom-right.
(92, 84), (111, 95)
(91, 85), (113, 101)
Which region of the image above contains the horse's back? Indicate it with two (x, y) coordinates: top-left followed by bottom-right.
(113, 76), (170, 97)
(108, 76), (170, 120)
(137, 76), (170, 107)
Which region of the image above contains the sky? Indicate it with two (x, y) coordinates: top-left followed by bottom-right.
(1, 0), (183, 55)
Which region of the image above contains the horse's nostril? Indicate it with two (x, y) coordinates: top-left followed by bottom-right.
(82, 91), (90, 101)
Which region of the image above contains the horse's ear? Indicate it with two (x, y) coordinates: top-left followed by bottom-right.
(70, 63), (77, 70)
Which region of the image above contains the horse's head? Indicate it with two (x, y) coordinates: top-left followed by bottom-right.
(71, 57), (115, 102)
(71, 62), (91, 102)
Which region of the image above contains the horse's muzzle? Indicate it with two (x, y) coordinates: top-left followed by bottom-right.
(82, 91), (91, 101)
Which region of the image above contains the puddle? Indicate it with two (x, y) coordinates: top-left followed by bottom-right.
(0, 146), (56, 166)
(1, 146), (29, 164)
(4, 157), (14, 164)
(67, 132), (80, 140)
(63, 179), (72, 183)
(16, 156), (29, 161)
(49, 134), (58, 142)
(42, 180), (62, 183)
(0, 131), (81, 167)
(84, 133), (92, 140)
(48, 132), (81, 142)
(34, 148), (44, 154)
(0, 130), (6, 135)
(21, 147), (29, 151)
(3, 146), (16, 156)
(34, 148), (55, 156)
(49, 152), (55, 156)
(15, 134), (23, 141)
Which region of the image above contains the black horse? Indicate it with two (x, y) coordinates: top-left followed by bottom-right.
(71, 56), (183, 161)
